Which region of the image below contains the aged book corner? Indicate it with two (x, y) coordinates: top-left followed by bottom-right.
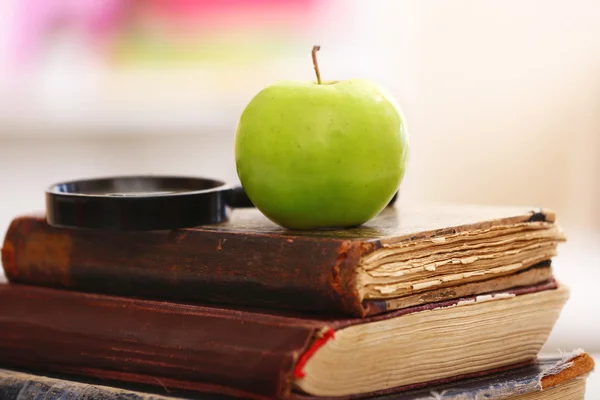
(539, 350), (595, 389)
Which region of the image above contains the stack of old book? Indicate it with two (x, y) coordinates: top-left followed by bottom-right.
(0, 204), (595, 399)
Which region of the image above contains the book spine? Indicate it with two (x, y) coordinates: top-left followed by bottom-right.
(1, 216), (375, 317)
(0, 283), (320, 399)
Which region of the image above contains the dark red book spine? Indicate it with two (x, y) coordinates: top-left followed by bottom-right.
(1, 216), (377, 317)
(0, 282), (321, 399)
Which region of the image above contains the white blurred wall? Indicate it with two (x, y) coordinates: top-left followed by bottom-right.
(376, 0), (600, 232)
(0, 0), (598, 352)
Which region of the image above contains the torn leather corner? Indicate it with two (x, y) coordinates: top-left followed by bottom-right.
(539, 350), (595, 390)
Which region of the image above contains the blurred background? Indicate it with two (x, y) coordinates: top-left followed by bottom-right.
(0, 0), (598, 364)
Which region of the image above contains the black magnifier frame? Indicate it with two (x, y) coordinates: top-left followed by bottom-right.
(45, 175), (254, 231)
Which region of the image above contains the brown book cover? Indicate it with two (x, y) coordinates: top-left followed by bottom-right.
(0, 278), (569, 399)
(0, 351), (594, 399)
(1, 204), (564, 317)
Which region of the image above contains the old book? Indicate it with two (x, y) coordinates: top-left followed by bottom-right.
(0, 279), (569, 399)
(1, 204), (565, 317)
(0, 351), (594, 399)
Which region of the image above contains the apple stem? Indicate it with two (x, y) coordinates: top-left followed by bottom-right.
(312, 45), (322, 84)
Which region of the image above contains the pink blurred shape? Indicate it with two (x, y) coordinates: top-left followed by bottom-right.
(7, 0), (317, 69)
(9, 0), (125, 66)
(149, 0), (315, 20)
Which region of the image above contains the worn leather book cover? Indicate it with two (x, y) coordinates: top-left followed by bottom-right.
(0, 352), (594, 399)
(0, 278), (569, 399)
(1, 204), (564, 317)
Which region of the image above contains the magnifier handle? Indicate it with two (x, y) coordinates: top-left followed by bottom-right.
(226, 186), (255, 208)
(226, 187), (398, 209)
(388, 191), (398, 206)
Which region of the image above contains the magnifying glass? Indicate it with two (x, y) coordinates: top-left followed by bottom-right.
(45, 176), (254, 231)
(46, 175), (398, 231)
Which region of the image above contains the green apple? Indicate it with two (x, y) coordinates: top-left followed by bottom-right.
(234, 46), (409, 229)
